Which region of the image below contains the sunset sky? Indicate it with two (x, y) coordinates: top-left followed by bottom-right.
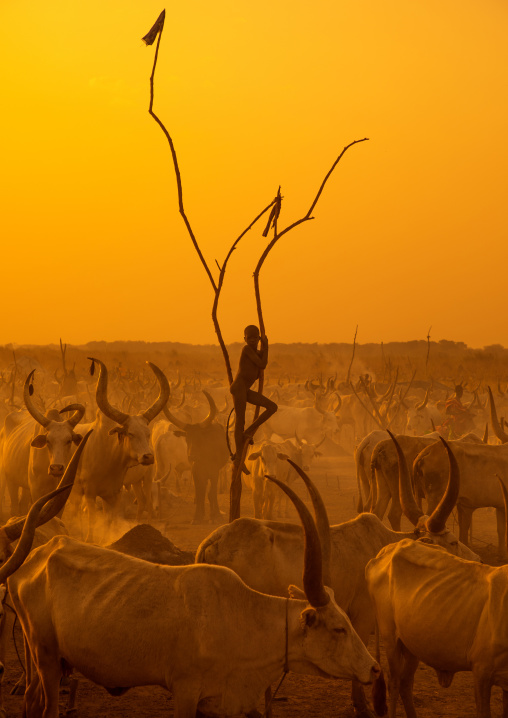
(2, 1), (507, 348)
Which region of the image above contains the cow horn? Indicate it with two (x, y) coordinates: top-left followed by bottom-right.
(59, 403), (86, 428)
(425, 437), (459, 534)
(89, 358), (129, 425)
(294, 431), (303, 447)
(23, 371), (50, 428)
(488, 386), (508, 444)
(197, 391), (218, 428)
(332, 391), (342, 415)
(388, 430), (423, 527)
(2, 430), (92, 543)
(173, 371), (181, 389)
(142, 363), (170, 424)
(0, 485), (73, 583)
(496, 475), (508, 555)
(286, 459), (332, 586)
(498, 380), (505, 398)
(163, 404), (189, 431)
(264, 475), (329, 608)
(483, 423), (489, 444)
(415, 388), (430, 411)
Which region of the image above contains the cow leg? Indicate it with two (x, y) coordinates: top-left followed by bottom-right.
(373, 471), (391, 523)
(349, 598), (377, 718)
(457, 504), (473, 547)
(207, 474), (222, 521)
(131, 481), (147, 522)
(172, 684), (200, 718)
(398, 647), (419, 718)
(495, 508), (507, 561)
(384, 638), (405, 718)
(472, 666), (493, 718)
(191, 468), (206, 524)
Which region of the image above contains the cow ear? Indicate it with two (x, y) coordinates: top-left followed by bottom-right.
(109, 426), (126, 443)
(288, 584), (305, 600)
(300, 607), (318, 629)
(72, 433), (83, 446)
(248, 451), (261, 461)
(276, 452), (289, 461)
(173, 430), (186, 438)
(31, 434), (47, 449)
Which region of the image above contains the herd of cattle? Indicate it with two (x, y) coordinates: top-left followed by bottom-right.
(0, 356), (508, 717)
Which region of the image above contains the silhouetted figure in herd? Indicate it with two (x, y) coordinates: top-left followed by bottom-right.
(230, 325), (277, 458)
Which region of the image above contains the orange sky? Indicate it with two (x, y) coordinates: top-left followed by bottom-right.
(2, 1), (507, 348)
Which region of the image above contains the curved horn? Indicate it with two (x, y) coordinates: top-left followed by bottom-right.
(264, 475), (329, 608)
(59, 403), (86, 428)
(332, 391), (342, 414)
(173, 371), (181, 389)
(142, 363), (170, 424)
(496, 475), (508, 556)
(488, 386), (508, 444)
(425, 437), (460, 534)
(23, 371), (50, 428)
(286, 459), (332, 587)
(89, 357), (129, 425)
(197, 390), (218, 428)
(0, 484), (73, 583)
(162, 404), (189, 431)
(2, 430), (92, 543)
(387, 430), (423, 527)
(415, 388), (430, 411)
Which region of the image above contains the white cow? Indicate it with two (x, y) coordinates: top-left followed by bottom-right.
(69, 358), (169, 542)
(197, 439), (477, 717)
(7, 477), (380, 718)
(366, 537), (507, 717)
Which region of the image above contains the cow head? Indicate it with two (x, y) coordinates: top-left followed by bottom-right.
(264, 473), (380, 687)
(406, 389), (431, 435)
(163, 390), (222, 462)
(388, 431), (480, 560)
(24, 372), (85, 478)
(0, 431), (91, 569)
(90, 357), (170, 467)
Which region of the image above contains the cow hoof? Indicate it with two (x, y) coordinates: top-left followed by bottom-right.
(354, 707), (377, 718)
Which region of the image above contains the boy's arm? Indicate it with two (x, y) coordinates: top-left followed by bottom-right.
(243, 345), (267, 369)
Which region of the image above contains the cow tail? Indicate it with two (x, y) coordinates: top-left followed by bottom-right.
(372, 620), (387, 716)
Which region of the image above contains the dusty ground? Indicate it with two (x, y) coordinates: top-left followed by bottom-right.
(1, 454), (505, 717)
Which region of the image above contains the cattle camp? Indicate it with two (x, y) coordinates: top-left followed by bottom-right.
(2, 2), (507, 718)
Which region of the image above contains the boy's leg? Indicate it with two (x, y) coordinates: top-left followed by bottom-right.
(231, 391), (247, 456)
(244, 391), (278, 439)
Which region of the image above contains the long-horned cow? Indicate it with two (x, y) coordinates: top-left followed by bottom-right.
(70, 358), (169, 542)
(2, 372), (85, 515)
(366, 471), (508, 717)
(197, 437), (478, 717)
(0, 432), (91, 715)
(163, 391), (230, 524)
(8, 469), (380, 718)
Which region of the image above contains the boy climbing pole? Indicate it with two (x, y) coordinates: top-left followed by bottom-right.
(230, 325), (278, 458)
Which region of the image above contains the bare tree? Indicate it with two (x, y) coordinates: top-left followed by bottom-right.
(141, 10), (368, 520)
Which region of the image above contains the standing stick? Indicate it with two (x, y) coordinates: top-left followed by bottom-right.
(346, 325), (358, 385)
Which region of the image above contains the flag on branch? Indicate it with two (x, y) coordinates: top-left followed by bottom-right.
(142, 9), (166, 46)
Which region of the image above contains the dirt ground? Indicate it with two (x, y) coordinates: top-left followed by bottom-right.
(1, 454), (505, 717)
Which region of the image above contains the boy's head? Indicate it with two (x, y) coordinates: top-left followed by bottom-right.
(244, 325), (260, 348)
